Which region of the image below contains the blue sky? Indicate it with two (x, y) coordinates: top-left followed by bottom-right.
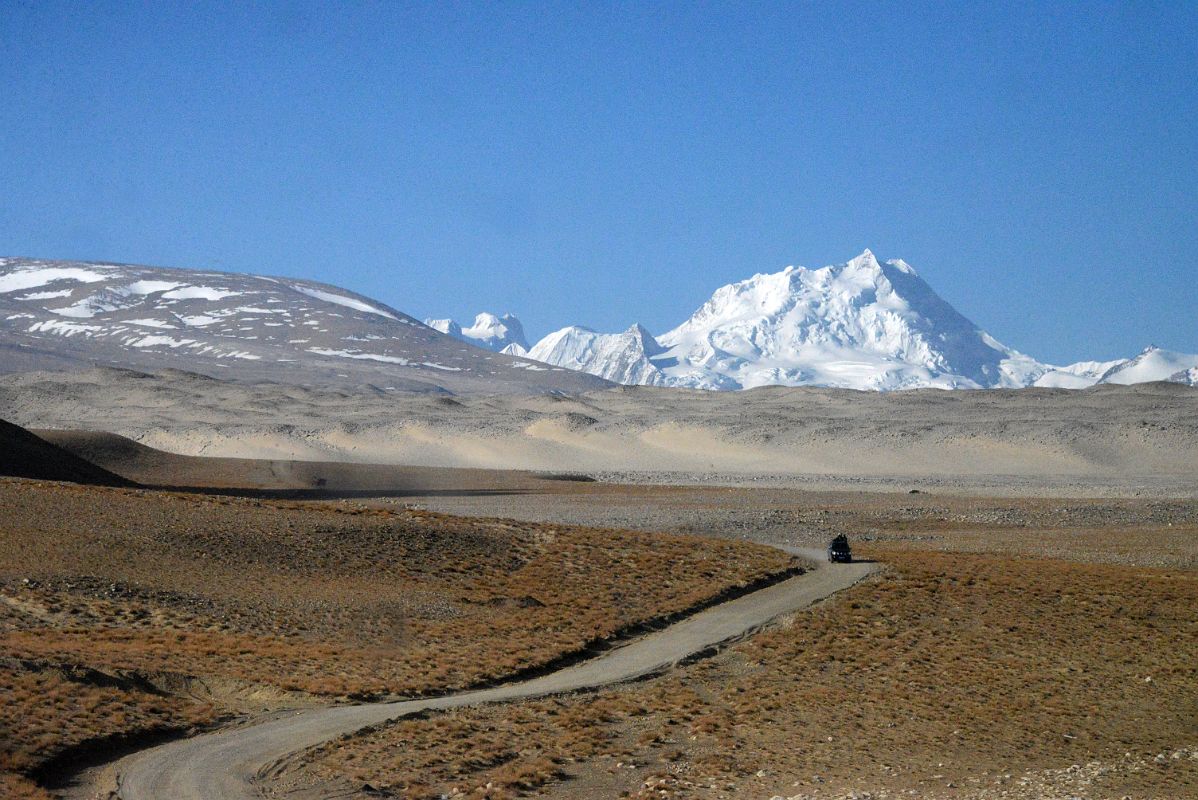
(1, 1), (1194, 364)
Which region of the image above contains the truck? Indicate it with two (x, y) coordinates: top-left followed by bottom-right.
(826, 534), (852, 563)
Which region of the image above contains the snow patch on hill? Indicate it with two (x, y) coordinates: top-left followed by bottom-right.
(0, 262), (113, 293)
(289, 284), (399, 320)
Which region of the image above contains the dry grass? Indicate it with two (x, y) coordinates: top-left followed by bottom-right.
(0, 772), (54, 800)
(0, 477), (793, 793)
(0, 662), (216, 774)
(0, 479), (793, 697)
(294, 548), (1198, 799)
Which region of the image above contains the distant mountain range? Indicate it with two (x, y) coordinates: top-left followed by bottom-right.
(1, 252), (1194, 393)
(424, 313), (530, 355)
(436, 250), (1198, 391)
(0, 257), (608, 394)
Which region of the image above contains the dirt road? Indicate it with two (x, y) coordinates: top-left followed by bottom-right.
(93, 548), (874, 800)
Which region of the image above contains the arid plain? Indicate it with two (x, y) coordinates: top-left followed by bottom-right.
(1, 371), (1195, 800)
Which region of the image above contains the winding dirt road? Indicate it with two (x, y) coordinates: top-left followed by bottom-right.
(96, 547), (875, 800)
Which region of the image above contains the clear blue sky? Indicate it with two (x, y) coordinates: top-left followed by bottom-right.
(1, 2), (1195, 364)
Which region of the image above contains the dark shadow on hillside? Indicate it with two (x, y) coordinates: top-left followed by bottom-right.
(140, 485), (530, 501)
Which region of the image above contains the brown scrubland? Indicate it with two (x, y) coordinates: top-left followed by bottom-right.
(3, 423), (1196, 800)
(0, 476), (794, 796)
(282, 500), (1198, 800)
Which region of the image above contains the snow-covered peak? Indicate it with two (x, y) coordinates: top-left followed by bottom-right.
(654, 251), (1032, 390)
(463, 312), (529, 351)
(424, 312), (529, 352)
(624, 323), (666, 357)
(424, 318), (462, 338)
(849, 247), (878, 267)
(527, 324), (675, 387)
(1098, 346), (1198, 385)
(428, 252), (1196, 394)
(500, 342), (528, 357)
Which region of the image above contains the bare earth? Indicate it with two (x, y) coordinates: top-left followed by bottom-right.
(0, 368), (1195, 799)
(2, 368), (1196, 496)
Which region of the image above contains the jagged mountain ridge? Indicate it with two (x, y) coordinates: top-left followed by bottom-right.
(517, 251), (1197, 391)
(1097, 346), (1198, 386)
(522, 251), (1046, 390)
(0, 258), (609, 394)
(4, 254), (1192, 395)
(425, 312), (530, 354)
(528, 324), (672, 387)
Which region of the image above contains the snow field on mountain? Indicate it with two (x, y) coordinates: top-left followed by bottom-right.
(2, 254), (1193, 394)
(0, 258), (608, 394)
(512, 251), (1194, 392)
(426, 312), (530, 353)
(519, 251), (1044, 390)
(1099, 347), (1198, 385)
(289, 284), (399, 320)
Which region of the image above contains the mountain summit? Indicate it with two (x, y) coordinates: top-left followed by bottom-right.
(526, 251), (1046, 391)
(425, 313), (530, 354)
(5, 253), (1193, 394)
(527, 323), (671, 386)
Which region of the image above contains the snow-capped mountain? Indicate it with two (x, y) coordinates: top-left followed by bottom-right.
(0, 258), (607, 394)
(425, 313), (530, 355)
(526, 250), (1047, 391)
(1096, 346), (1198, 386)
(1032, 359), (1127, 389)
(1169, 366), (1198, 387)
(5, 254), (1192, 395)
(527, 324), (676, 387)
(656, 250), (1047, 390)
(1027, 348), (1198, 390)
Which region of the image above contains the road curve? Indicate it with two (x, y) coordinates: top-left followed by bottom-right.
(102, 547), (876, 800)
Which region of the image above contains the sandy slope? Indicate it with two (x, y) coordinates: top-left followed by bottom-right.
(80, 549), (873, 800)
(2, 368), (1196, 496)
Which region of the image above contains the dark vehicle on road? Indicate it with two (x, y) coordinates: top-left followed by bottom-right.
(826, 534), (852, 563)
